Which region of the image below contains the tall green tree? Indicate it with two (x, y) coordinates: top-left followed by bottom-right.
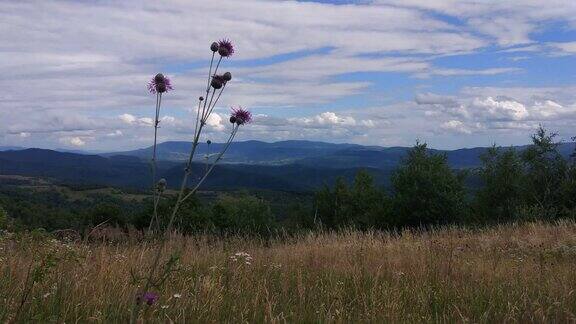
(521, 126), (567, 214)
(559, 137), (576, 214)
(315, 171), (389, 230)
(475, 145), (525, 223)
(391, 142), (467, 227)
(211, 193), (275, 236)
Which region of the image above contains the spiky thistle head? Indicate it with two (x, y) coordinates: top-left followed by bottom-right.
(217, 39), (234, 58)
(137, 292), (159, 306)
(148, 74), (173, 94)
(230, 107), (252, 125)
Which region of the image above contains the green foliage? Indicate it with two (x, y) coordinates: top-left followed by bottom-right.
(521, 126), (568, 214)
(1, 127), (574, 235)
(474, 146), (525, 222)
(0, 205), (7, 230)
(211, 193), (275, 235)
(391, 142), (467, 227)
(559, 138), (576, 214)
(316, 170), (390, 230)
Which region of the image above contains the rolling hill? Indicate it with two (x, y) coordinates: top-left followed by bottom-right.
(0, 140), (574, 192)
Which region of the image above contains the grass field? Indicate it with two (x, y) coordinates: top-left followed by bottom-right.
(2, 221), (576, 323)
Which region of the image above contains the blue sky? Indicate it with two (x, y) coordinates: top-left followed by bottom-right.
(1, 0), (575, 150)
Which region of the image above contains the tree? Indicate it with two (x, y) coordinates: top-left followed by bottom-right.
(349, 170), (390, 229)
(211, 194), (275, 236)
(521, 126), (567, 214)
(0, 205), (7, 230)
(559, 137), (576, 214)
(391, 142), (467, 227)
(475, 145), (525, 223)
(315, 171), (390, 230)
(315, 177), (350, 229)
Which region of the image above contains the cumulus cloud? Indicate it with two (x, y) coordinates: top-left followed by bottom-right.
(415, 87), (576, 139)
(288, 112), (374, 129)
(60, 136), (86, 147)
(440, 120), (473, 134)
(119, 113), (154, 126)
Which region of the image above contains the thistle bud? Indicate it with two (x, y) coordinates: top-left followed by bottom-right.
(154, 73), (165, 83)
(210, 42), (219, 52)
(155, 82), (167, 93)
(211, 78), (223, 89)
(199, 96), (204, 101)
(223, 72), (232, 82)
(229, 116), (237, 124)
(156, 178), (167, 192)
(207, 140), (212, 145)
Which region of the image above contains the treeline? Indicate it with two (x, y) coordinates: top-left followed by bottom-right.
(315, 126), (576, 230)
(0, 127), (574, 236)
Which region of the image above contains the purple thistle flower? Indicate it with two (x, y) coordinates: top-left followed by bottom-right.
(217, 39), (234, 58)
(148, 74), (173, 94)
(230, 107), (252, 125)
(137, 291), (159, 306)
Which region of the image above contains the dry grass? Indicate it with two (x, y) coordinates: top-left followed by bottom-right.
(2, 221), (576, 323)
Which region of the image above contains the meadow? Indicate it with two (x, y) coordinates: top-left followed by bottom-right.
(2, 221), (576, 323)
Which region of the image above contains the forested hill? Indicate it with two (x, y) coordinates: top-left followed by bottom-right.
(0, 140), (574, 191)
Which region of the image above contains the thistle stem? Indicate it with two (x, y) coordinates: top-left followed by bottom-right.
(181, 125), (238, 203)
(148, 93), (162, 232)
(201, 56), (223, 121)
(204, 84), (226, 122)
(203, 88), (218, 122)
(206, 52), (215, 93)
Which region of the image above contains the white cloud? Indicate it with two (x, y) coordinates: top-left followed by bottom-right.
(471, 97), (529, 121)
(288, 111), (373, 128)
(119, 113), (154, 126)
(60, 136), (86, 147)
(549, 42), (576, 55)
(415, 87), (576, 139)
(440, 120), (472, 134)
(205, 113), (225, 131)
(119, 114), (137, 124)
(106, 130), (123, 137)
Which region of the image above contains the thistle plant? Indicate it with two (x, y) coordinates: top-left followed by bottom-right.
(131, 39), (250, 322)
(147, 73), (172, 232)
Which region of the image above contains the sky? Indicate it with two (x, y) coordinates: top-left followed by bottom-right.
(1, 0), (576, 151)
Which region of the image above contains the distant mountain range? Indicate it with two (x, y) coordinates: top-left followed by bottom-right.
(108, 140), (576, 169)
(0, 140), (574, 192)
